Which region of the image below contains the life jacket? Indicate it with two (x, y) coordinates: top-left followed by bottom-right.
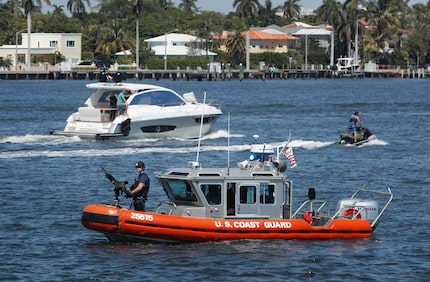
(349, 114), (358, 124)
(133, 172), (150, 199)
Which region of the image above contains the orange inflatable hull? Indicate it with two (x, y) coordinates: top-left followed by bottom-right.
(82, 204), (373, 243)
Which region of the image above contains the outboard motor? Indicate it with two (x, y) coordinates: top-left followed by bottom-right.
(337, 198), (379, 221)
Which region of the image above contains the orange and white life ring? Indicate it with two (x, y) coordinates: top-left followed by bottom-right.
(343, 208), (362, 219)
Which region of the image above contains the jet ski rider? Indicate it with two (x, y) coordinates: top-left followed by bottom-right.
(348, 111), (362, 143)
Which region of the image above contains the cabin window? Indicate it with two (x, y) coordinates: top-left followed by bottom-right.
(129, 90), (184, 107)
(167, 180), (197, 202)
(98, 91), (119, 104)
(201, 184), (221, 205)
(284, 181), (292, 203)
(239, 185), (256, 204)
(260, 184), (275, 204)
(227, 183), (236, 215)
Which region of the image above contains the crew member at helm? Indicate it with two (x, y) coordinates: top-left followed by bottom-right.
(129, 161), (150, 211)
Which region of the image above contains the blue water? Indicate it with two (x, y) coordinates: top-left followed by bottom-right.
(0, 78), (429, 281)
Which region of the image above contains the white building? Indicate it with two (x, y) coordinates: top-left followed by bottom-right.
(145, 33), (216, 61)
(0, 33), (81, 69)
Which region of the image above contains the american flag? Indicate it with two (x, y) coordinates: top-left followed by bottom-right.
(281, 146), (297, 168)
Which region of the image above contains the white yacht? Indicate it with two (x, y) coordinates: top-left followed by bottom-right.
(52, 81), (222, 140)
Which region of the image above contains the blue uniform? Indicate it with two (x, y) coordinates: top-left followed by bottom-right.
(132, 172), (150, 211)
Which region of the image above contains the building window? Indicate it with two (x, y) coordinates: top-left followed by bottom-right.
(288, 41), (296, 49)
(49, 40), (58, 48)
(66, 40), (75, 48)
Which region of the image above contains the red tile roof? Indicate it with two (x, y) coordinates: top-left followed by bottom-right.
(213, 30), (299, 41)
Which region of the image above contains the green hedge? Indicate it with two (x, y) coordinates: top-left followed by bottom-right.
(144, 57), (210, 70)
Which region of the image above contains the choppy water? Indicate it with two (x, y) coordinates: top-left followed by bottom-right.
(0, 78), (429, 281)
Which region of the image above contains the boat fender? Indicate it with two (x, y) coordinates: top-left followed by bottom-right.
(343, 208), (362, 219)
(304, 211), (313, 224)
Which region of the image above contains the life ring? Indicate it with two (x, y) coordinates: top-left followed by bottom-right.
(343, 208), (362, 219)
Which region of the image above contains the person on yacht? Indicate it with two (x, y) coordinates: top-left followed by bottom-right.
(116, 89), (128, 116)
(109, 92), (117, 120)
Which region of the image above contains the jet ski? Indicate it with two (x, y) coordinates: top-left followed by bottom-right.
(339, 127), (375, 146)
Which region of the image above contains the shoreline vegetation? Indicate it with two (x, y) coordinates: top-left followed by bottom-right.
(0, 67), (429, 80)
(1, 1), (430, 73)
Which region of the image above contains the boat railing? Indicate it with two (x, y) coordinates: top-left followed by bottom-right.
(331, 205), (370, 220)
(352, 186), (393, 229)
(330, 186), (393, 229)
(291, 199), (330, 219)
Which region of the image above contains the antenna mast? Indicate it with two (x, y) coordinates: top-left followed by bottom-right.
(196, 90), (207, 164)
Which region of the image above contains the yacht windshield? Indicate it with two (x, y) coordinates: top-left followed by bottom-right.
(129, 90), (184, 107)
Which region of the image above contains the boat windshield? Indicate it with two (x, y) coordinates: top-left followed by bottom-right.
(129, 90), (185, 107)
(165, 179), (198, 202)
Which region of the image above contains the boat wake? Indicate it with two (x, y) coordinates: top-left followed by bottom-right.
(343, 137), (389, 147)
(0, 134), (82, 145)
(0, 134), (388, 160)
(288, 139), (334, 150)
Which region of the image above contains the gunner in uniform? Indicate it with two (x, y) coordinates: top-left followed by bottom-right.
(129, 161), (150, 211)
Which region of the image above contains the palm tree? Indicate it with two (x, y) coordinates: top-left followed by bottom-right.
(282, 0), (301, 21)
(408, 3), (430, 65)
(233, 0), (259, 70)
(225, 31), (246, 65)
(51, 4), (65, 17)
(178, 0), (198, 14)
(20, 0), (52, 70)
(366, 0), (406, 56)
(258, 0), (277, 26)
(316, 0), (343, 65)
(342, 0), (367, 61)
(132, 0), (143, 69)
(67, 0), (91, 19)
(96, 20), (131, 57)
(233, 0), (259, 20)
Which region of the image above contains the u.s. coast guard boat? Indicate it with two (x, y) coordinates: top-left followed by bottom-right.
(52, 76), (222, 140)
(82, 136), (393, 243)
